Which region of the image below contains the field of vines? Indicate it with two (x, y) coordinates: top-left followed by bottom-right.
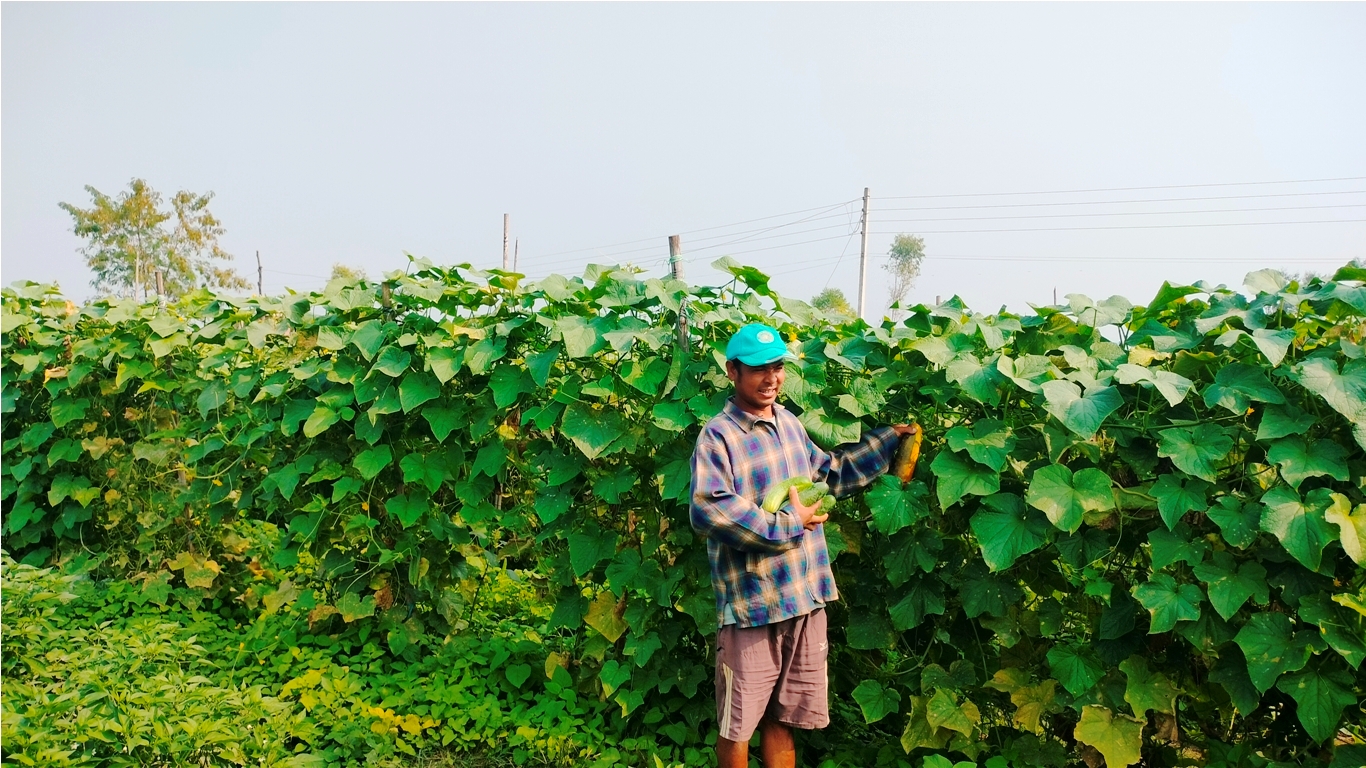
(2, 256), (1364, 768)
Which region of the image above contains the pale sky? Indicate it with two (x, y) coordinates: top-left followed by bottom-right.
(4, 2), (1364, 316)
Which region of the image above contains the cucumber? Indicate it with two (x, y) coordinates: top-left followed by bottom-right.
(798, 482), (830, 508)
(762, 477), (813, 512)
(817, 495), (836, 513)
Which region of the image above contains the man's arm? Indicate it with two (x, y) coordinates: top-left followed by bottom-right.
(689, 429), (808, 553)
(811, 424), (917, 497)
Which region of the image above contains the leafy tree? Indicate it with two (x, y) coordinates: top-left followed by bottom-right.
(885, 233), (926, 309)
(59, 178), (249, 299)
(330, 263), (369, 283)
(812, 287), (853, 316)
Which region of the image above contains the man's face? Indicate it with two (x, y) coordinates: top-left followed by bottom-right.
(727, 359), (785, 413)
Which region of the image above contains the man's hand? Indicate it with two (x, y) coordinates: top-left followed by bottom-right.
(890, 423), (919, 438)
(789, 486), (829, 531)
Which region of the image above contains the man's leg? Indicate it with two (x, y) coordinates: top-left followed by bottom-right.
(716, 735), (749, 768)
(758, 717), (796, 768)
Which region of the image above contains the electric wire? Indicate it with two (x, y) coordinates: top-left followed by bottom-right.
(867, 218), (1366, 235)
(874, 189), (1366, 213)
(873, 203), (1366, 225)
(878, 176), (1366, 200)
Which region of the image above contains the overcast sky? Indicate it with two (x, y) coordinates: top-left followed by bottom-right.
(4, 2), (1364, 316)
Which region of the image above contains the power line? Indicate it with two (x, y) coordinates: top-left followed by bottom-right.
(879, 176), (1366, 200)
(868, 218), (1366, 236)
(874, 189), (1366, 213)
(874, 202), (1366, 225)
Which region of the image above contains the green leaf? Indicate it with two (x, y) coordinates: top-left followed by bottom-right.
(336, 592), (377, 623)
(1194, 551), (1270, 621)
(1133, 573), (1204, 633)
(315, 326), (351, 351)
(386, 493), (428, 528)
(302, 406), (340, 438)
(1157, 424), (1234, 482)
(1073, 706), (1144, 768)
(525, 348), (560, 387)
(427, 347), (460, 383)
(970, 493), (1051, 571)
(1119, 656), (1180, 717)
(1292, 357), (1366, 425)
(945, 354), (1004, 405)
(866, 476), (931, 535)
(555, 316), (605, 358)
(398, 372), (440, 412)
(959, 561), (1023, 618)
(1041, 380), (1123, 439)
(371, 345), (412, 377)
(1260, 486), (1343, 571)
(568, 526), (617, 578)
(931, 450), (1000, 509)
(400, 451), (447, 492)
(925, 689), (977, 736)
(1234, 612), (1315, 693)
(49, 396), (90, 428)
(350, 319), (386, 360)
(1298, 592), (1366, 670)
(561, 401), (627, 460)
(1114, 363), (1193, 407)
(888, 577), (946, 631)
(1208, 496), (1262, 549)
(945, 419), (1016, 471)
(1209, 652), (1262, 717)
(1025, 464), (1113, 533)
(1326, 500), (1366, 566)
(471, 442), (507, 478)
(1046, 642), (1104, 697)
(1257, 404), (1317, 442)
(1276, 662), (1357, 743)
(797, 407), (862, 449)
(836, 378), (886, 418)
(464, 336), (507, 374)
(1267, 437), (1349, 489)
(422, 406), (463, 443)
(651, 401), (692, 432)
(490, 365), (533, 408)
(1149, 473), (1210, 530)
(846, 610), (895, 650)
(196, 381), (228, 419)
(352, 445), (393, 480)
(1203, 362), (1287, 415)
(1251, 328), (1295, 367)
(851, 680), (901, 724)
(1148, 523), (1209, 570)
(48, 474), (93, 507)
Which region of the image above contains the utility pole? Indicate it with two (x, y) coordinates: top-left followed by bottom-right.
(154, 269), (165, 298)
(502, 214), (510, 270)
(513, 239), (519, 272)
(256, 251), (263, 295)
(858, 187), (870, 320)
(669, 235), (689, 352)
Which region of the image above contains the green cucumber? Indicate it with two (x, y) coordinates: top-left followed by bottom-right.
(798, 482), (830, 508)
(762, 477), (813, 512)
(817, 495), (836, 513)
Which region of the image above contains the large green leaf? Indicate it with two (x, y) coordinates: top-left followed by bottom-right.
(958, 562), (1023, 618)
(1119, 656), (1180, 717)
(1025, 464), (1113, 533)
(1234, 612), (1315, 693)
(851, 680), (901, 724)
(555, 316), (605, 358)
(561, 401), (627, 460)
(371, 345), (412, 377)
(1326, 499), (1366, 566)
(1207, 496), (1262, 549)
(797, 407), (861, 449)
(1133, 573), (1204, 633)
(969, 493), (1050, 571)
(398, 372), (440, 413)
(1209, 652), (1261, 717)
(1257, 404), (1316, 441)
(1074, 706), (1144, 768)
(1276, 662), (1357, 743)
(1298, 592), (1366, 670)
(385, 493), (428, 528)
(352, 445), (393, 480)
(1148, 523), (1209, 570)
(1267, 437), (1349, 489)
(303, 406), (341, 438)
(1046, 642), (1104, 697)
(866, 476), (930, 535)
(1114, 363), (1193, 407)
(489, 365), (533, 408)
(1260, 486), (1343, 571)
(568, 526), (618, 578)
(1293, 357), (1366, 426)
(931, 450), (1000, 509)
(1203, 362), (1286, 415)
(1041, 380), (1123, 439)
(1149, 473), (1209, 530)
(1193, 551), (1269, 621)
(888, 577), (946, 631)
(1157, 424), (1234, 482)
(945, 419), (1016, 471)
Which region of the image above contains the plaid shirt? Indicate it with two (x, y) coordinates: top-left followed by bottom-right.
(689, 398), (899, 629)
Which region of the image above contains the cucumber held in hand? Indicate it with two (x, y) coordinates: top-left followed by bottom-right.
(761, 478), (830, 513)
(892, 425), (923, 486)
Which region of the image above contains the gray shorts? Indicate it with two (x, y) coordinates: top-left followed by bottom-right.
(715, 608), (829, 742)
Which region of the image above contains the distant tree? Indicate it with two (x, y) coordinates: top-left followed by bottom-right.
(885, 233), (926, 309)
(812, 287), (854, 316)
(330, 263), (369, 283)
(60, 178), (248, 299)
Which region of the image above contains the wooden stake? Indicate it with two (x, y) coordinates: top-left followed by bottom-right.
(669, 235), (689, 352)
(514, 239), (519, 272)
(858, 187), (870, 320)
(502, 214), (510, 271)
(155, 269), (165, 297)
(256, 250), (263, 295)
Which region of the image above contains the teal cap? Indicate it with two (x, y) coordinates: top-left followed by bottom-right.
(725, 323), (794, 366)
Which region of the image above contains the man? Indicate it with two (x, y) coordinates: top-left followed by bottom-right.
(689, 322), (918, 768)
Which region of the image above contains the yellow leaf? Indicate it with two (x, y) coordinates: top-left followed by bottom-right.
(1326, 501), (1366, 566)
(584, 591), (627, 643)
(1074, 705), (1144, 768)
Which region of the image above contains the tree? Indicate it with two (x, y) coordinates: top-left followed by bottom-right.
(60, 178), (249, 299)
(812, 287), (854, 316)
(330, 263), (369, 283)
(885, 233), (926, 310)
